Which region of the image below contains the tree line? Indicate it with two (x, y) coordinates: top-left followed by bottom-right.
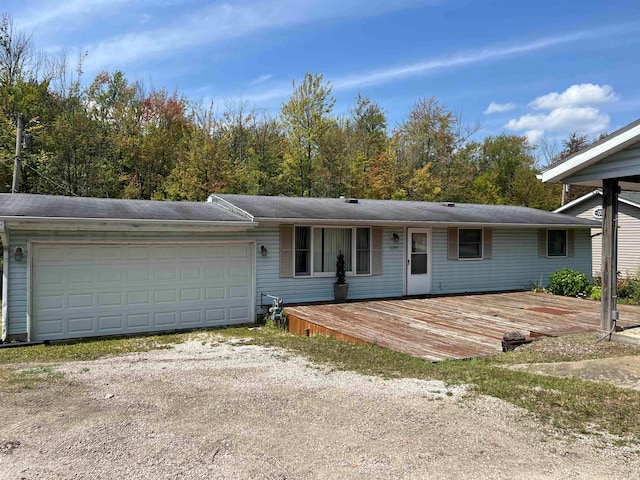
(1, 13), (593, 209)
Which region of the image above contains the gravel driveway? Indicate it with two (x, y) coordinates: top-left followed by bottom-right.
(1, 339), (639, 479)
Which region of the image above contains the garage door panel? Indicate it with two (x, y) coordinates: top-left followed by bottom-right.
(229, 285), (249, 299)
(153, 267), (176, 282)
(37, 294), (64, 310)
(154, 289), (177, 303)
(179, 266), (203, 281)
(180, 310), (203, 324)
(99, 315), (123, 331)
(181, 288), (202, 302)
(127, 269), (150, 282)
(229, 306), (250, 321)
(154, 311), (177, 326)
(205, 287), (225, 300)
(205, 266), (225, 280)
(154, 246), (177, 259)
(128, 246), (150, 260)
(127, 291), (150, 306)
(68, 317), (95, 335)
(68, 294), (94, 309)
(35, 319), (64, 336)
(127, 313), (151, 328)
(31, 242), (254, 341)
(97, 269), (123, 284)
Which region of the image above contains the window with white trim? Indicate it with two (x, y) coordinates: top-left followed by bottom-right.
(547, 229), (567, 257)
(458, 228), (483, 259)
(294, 226), (371, 276)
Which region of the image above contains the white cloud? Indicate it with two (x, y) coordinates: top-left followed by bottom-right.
(529, 83), (618, 110)
(505, 83), (619, 144)
(484, 101), (517, 114)
(524, 129), (544, 145)
(14, 0), (143, 31)
(81, 0), (433, 71)
(229, 22), (636, 106)
(250, 74), (273, 85)
(506, 106), (610, 136)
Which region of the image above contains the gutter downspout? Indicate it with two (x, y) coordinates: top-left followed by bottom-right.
(0, 221), (8, 341)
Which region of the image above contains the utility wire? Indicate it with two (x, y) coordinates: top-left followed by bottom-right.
(22, 162), (79, 197)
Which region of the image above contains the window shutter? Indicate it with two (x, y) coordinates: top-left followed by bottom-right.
(567, 229), (575, 257)
(483, 228), (492, 259)
(447, 228), (458, 260)
(371, 227), (383, 276)
(538, 229), (547, 257)
(279, 225), (294, 278)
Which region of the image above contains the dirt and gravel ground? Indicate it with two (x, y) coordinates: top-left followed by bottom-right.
(2, 339), (640, 479)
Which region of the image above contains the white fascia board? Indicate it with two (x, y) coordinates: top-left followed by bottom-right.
(0, 217), (257, 232)
(256, 218), (597, 228)
(541, 123), (640, 184)
(553, 190), (602, 213)
(207, 195), (255, 220)
(620, 197), (640, 210)
(554, 190), (640, 213)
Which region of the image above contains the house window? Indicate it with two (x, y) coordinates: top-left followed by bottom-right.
(458, 228), (483, 259)
(356, 227), (371, 274)
(295, 226), (311, 276)
(547, 229), (567, 257)
(294, 226), (370, 276)
(313, 227), (352, 273)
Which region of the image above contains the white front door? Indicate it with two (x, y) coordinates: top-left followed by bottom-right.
(406, 228), (432, 295)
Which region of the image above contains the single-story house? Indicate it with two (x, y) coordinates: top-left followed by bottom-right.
(555, 190), (640, 276)
(0, 193), (597, 342)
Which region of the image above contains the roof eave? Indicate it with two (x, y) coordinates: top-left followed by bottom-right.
(255, 217), (598, 228)
(541, 123), (640, 184)
(0, 216), (257, 232)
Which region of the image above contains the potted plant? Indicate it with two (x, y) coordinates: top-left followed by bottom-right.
(333, 251), (349, 303)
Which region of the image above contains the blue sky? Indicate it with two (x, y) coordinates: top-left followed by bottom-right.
(5, 0), (640, 155)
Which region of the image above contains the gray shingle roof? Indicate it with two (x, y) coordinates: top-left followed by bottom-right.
(213, 194), (599, 227)
(0, 194), (251, 222)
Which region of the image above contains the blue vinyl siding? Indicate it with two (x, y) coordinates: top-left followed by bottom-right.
(7, 233), (28, 336)
(431, 227), (591, 294)
(255, 226), (404, 307)
(5, 224), (591, 337)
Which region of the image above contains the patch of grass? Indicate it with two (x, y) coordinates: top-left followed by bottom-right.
(492, 332), (640, 364)
(0, 332), (189, 364)
(244, 329), (640, 440)
(8, 365), (65, 390)
(3, 326), (640, 441)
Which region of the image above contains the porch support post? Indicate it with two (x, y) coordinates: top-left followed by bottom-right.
(600, 178), (619, 339)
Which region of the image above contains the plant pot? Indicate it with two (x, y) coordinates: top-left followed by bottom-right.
(334, 282), (349, 303)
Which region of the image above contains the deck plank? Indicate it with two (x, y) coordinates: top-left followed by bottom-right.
(286, 292), (640, 361)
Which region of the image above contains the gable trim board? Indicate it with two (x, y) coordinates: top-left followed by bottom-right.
(540, 119), (640, 188)
(554, 190), (640, 213)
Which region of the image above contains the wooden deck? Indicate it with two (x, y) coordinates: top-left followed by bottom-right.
(286, 292), (640, 362)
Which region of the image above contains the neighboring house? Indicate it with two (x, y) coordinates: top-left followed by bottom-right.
(0, 193), (597, 342)
(555, 190), (640, 277)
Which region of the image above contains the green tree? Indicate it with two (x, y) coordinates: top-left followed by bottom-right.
(280, 73), (335, 196)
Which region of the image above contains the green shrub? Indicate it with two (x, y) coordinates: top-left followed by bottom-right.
(590, 285), (601, 301)
(549, 268), (591, 297)
(616, 274), (640, 304)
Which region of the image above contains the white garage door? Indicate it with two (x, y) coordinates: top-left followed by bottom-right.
(31, 242), (254, 341)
